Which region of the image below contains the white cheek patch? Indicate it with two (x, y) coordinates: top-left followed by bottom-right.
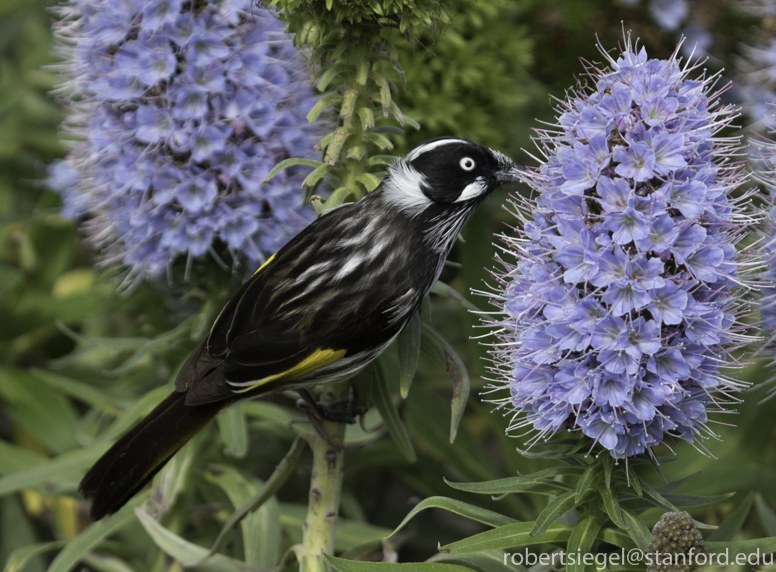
(455, 177), (488, 202)
(381, 161), (433, 215)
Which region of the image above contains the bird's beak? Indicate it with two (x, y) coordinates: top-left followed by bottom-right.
(496, 163), (522, 186)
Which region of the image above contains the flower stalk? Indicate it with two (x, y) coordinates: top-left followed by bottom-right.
(300, 381), (349, 572)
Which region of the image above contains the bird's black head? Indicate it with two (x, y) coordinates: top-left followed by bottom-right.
(380, 137), (519, 216)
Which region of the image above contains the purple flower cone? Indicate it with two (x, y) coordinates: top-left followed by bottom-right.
(49, 0), (321, 282)
(484, 37), (759, 459)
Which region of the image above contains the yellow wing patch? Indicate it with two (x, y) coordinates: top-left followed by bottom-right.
(233, 348), (347, 393)
(252, 253), (276, 276)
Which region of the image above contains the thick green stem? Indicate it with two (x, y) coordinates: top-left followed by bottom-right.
(299, 380), (349, 572)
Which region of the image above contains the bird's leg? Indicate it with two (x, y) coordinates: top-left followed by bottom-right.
(296, 390), (367, 424)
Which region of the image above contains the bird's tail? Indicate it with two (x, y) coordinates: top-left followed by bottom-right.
(80, 391), (224, 520)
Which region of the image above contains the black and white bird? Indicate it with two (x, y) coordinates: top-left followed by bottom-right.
(80, 137), (519, 520)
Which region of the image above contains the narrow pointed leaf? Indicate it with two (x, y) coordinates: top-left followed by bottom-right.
(706, 536), (776, 557)
(397, 311), (421, 398)
(420, 323), (469, 443)
(302, 164), (329, 189)
(355, 173), (382, 193)
(597, 528), (636, 549)
(263, 158), (323, 183)
(389, 496), (518, 537)
(326, 555), (470, 572)
(756, 494), (776, 536)
(324, 187), (355, 211)
(707, 491), (755, 542)
(441, 522), (572, 554)
(427, 552), (525, 572)
(136, 509), (262, 571)
(575, 464), (602, 504)
(357, 107), (375, 130)
(640, 480), (678, 513)
(47, 493), (148, 572)
(620, 508), (652, 552)
(445, 477), (572, 497)
(216, 404), (248, 458)
(373, 360), (416, 462)
(566, 516), (602, 572)
(306, 93), (342, 124)
(191, 433), (308, 565)
(430, 281), (483, 312)
(627, 464), (642, 497)
(3, 541), (65, 572)
(603, 455), (614, 489)
(600, 484), (626, 528)
(531, 491), (577, 537)
(0, 445), (106, 496)
(317, 65), (343, 92)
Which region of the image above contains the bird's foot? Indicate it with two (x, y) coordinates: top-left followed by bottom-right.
(296, 390), (367, 424)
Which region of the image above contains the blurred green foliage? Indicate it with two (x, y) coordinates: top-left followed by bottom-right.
(2, 0), (776, 571)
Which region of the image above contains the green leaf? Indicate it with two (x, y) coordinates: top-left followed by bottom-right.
(639, 480), (678, 513)
(531, 491), (577, 537)
(367, 155), (399, 167)
(2, 541), (65, 572)
(597, 528), (636, 549)
(397, 311), (421, 398)
(389, 496), (518, 537)
(0, 445), (106, 496)
(427, 552), (524, 572)
(603, 455), (614, 489)
(620, 507), (652, 552)
(627, 463), (642, 497)
(191, 434), (308, 566)
(707, 491), (755, 542)
(306, 93), (342, 123)
(302, 164), (330, 189)
(357, 107), (375, 130)
(317, 65), (343, 92)
(263, 158), (323, 183)
(135, 508), (262, 571)
(370, 72), (391, 116)
(756, 494), (776, 536)
(47, 493), (148, 572)
(706, 536), (776, 557)
(426, 550), (528, 572)
(324, 127), (351, 165)
(203, 465), (280, 569)
(326, 555), (471, 572)
(216, 404), (248, 459)
(324, 187), (355, 211)
(442, 522), (572, 553)
(355, 172), (382, 193)
(362, 132), (394, 151)
(599, 483), (626, 529)
(430, 281), (483, 312)
(373, 360), (416, 462)
(566, 516), (602, 572)
(445, 477), (573, 497)
(0, 366), (79, 454)
(80, 552), (136, 572)
(420, 323), (469, 443)
(31, 368), (119, 412)
(575, 464), (602, 504)
(0, 440), (46, 476)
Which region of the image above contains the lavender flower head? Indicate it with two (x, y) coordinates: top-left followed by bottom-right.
(484, 37), (759, 459)
(49, 0), (321, 282)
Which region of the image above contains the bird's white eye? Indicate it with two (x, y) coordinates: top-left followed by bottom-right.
(459, 157), (476, 171)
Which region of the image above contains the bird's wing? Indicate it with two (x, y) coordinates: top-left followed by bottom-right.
(176, 211), (361, 405)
